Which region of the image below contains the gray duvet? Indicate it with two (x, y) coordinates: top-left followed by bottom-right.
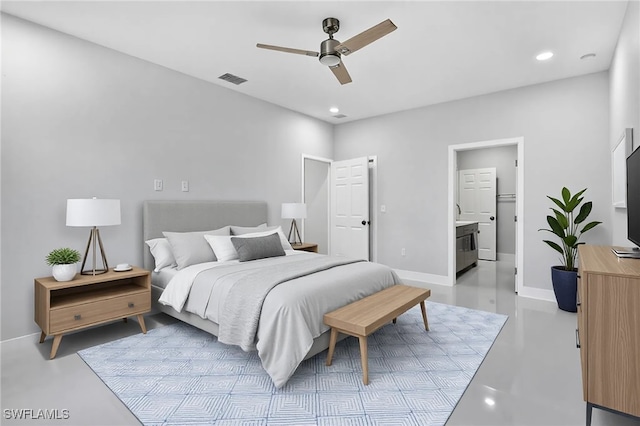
(180, 252), (401, 387)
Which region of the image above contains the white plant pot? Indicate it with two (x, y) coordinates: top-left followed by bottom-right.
(52, 264), (77, 282)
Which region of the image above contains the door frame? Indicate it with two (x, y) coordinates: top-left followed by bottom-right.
(301, 154), (332, 251)
(301, 154), (378, 262)
(447, 137), (524, 292)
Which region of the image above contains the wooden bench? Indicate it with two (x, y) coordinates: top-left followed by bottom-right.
(323, 284), (431, 385)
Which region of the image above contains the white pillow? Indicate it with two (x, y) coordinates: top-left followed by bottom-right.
(264, 226), (294, 251)
(163, 226), (231, 270)
(203, 235), (239, 262)
(230, 223), (268, 235)
(145, 238), (177, 272)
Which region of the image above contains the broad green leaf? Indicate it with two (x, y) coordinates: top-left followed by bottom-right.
(581, 221), (602, 233)
(564, 235), (578, 247)
(566, 196), (583, 213)
(552, 209), (568, 228)
(575, 201), (592, 224)
(569, 188), (587, 206)
(543, 240), (564, 255)
(548, 196), (567, 212)
(547, 216), (565, 237)
(561, 187), (571, 204)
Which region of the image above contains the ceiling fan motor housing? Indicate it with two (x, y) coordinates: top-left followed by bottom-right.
(322, 17), (340, 35)
(319, 38), (341, 66)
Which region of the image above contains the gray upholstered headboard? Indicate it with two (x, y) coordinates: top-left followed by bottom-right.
(142, 200), (268, 271)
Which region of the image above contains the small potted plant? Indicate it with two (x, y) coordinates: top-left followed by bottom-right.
(539, 187), (601, 312)
(46, 248), (81, 282)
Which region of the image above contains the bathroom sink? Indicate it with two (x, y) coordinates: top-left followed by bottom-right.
(456, 220), (478, 226)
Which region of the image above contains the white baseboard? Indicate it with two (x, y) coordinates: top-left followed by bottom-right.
(395, 266), (556, 303)
(394, 269), (451, 286)
(517, 285), (556, 302)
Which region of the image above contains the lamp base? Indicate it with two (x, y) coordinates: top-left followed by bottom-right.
(80, 227), (110, 275)
(287, 219), (303, 246)
(81, 268), (108, 276)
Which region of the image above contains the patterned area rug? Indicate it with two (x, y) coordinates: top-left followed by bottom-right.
(79, 302), (507, 426)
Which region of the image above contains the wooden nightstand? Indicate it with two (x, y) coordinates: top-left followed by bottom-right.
(34, 266), (151, 359)
(291, 243), (318, 253)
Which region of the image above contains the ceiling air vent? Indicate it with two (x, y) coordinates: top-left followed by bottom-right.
(333, 114), (347, 119)
(218, 73), (247, 85)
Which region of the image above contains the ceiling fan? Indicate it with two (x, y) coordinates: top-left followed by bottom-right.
(257, 17), (397, 85)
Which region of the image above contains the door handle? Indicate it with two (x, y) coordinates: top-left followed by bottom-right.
(361, 220), (370, 226)
(490, 216), (495, 221)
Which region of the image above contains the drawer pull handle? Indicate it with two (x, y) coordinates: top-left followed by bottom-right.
(575, 329), (580, 349)
(74, 314), (81, 320)
(128, 302), (135, 308)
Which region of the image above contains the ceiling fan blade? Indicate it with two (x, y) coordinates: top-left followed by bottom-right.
(256, 43), (319, 57)
(329, 61), (352, 85)
(334, 19), (397, 56)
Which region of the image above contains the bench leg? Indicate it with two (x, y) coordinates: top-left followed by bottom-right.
(326, 327), (338, 366)
(392, 318), (397, 324)
(420, 301), (429, 331)
(359, 335), (369, 385)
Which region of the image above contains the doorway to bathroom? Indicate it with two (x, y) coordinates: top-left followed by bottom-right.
(448, 137), (524, 293)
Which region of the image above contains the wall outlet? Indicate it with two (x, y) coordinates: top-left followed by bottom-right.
(401, 248), (406, 256)
(154, 179), (163, 191)
(181, 180), (189, 192)
(381, 204), (386, 213)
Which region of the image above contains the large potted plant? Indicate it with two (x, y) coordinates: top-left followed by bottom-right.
(46, 247), (81, 282)
(539, 187), (601, 312)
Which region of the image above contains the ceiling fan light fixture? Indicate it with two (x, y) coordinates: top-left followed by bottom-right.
(319, 38), (341, 67)
(319, 53), (341, 67)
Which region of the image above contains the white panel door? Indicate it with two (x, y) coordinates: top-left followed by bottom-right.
(330, 157), (370, 260)
(459, 167), (497, 261)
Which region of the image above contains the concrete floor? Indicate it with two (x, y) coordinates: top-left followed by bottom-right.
(1, 259), (639, 425)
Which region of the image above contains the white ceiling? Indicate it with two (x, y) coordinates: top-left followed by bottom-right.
(1, 1), (629, 123)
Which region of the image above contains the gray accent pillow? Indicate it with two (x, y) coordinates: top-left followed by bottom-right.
(231, 233), (286, 262)
(163, 226), (230, 269)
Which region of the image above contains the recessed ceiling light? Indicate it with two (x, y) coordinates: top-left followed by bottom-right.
(580, 53), (596, 60)
(536, 51), (554, 61)
(329, 107), (340, 114)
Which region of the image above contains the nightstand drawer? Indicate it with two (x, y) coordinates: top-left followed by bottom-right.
(49, 291), (150, 333)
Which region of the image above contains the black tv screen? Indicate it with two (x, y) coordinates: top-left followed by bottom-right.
(627, 146), (640, 248)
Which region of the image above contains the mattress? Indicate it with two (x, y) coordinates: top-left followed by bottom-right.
(151, 267), (178, 289)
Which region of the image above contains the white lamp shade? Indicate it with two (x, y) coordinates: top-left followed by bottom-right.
(66, 199), (121, 227)
(281, 203), (307, 219)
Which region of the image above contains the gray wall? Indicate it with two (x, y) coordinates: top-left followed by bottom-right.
(333, 72), (611, 292)
(610, 0), (640, 247)
(1, 15), (333, 340)
(458, 145), (517, 256)
(303, 158), (329, 254)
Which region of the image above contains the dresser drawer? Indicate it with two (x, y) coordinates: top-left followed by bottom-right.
(49, 291), (150, 333)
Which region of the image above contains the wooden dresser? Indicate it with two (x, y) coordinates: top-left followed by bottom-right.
(577, 245), (640, 425)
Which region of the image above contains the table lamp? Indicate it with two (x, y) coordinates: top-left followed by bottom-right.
(281, 202), (307, 245)
(66, 198), (121, 275)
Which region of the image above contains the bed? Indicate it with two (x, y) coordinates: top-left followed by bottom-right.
(143, 200), (401, 387)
